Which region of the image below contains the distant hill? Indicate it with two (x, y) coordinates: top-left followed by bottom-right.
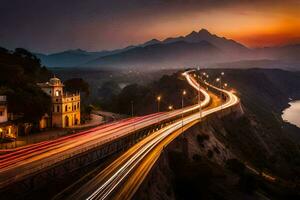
(255, 44), (300, 62)
(34, 29), (300, 70)
(35, 49), (110, 68)
(35, 47), (135, 68)
(85, 40), (224, 69)
(85, 30), (253, 69)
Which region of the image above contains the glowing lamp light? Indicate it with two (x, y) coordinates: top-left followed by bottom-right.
(157, 96), (161, 101)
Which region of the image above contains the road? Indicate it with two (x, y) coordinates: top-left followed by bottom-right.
(61, 70), (239, 200)
(0, 71), (212, 189)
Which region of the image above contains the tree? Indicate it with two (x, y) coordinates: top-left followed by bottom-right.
(0, 47), (52, 123)
(64, 78), (90, 97)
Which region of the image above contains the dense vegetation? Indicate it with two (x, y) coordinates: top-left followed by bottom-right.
(203, 69), (300, 179)
(64, 78), (90, 97)
(100, 68), (300, 194)
(99, 72), (198, 115)
(0, 47), (52, 123)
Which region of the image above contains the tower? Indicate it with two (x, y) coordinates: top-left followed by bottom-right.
(38, 76), (81, 128)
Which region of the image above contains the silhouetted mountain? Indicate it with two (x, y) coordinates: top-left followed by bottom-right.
(85, 40), (224, 69)
(256, 44), (300, 61)
(141, 39), (161, 47)
(35, 49), (107, 67)
(164, 29), (249, 53)
(84, 29), (254, 69)
(35, 29), (300, 70)
(35, 47), (136, 68)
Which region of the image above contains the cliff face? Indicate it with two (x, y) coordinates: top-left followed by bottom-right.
(134, 112), (242, 200)
(134, 107), (300, 200)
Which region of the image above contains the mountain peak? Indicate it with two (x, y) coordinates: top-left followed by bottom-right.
(142, 38), (161, 47)
(198, 28), (211, 34)
(66, 49), (87, 54)
(186, 31), (198, 37)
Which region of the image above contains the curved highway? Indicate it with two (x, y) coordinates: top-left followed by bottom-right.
(0, 72), (211, 189)
(62, 70), (239, 200)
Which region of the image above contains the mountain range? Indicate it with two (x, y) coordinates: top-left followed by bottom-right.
(35, 29), (300, 70)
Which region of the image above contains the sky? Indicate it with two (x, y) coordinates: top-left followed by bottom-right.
(1, 0), (300, 53)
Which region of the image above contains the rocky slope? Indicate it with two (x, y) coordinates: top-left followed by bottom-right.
(134, 110), (300, 200)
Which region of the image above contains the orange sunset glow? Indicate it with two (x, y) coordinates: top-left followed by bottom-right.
(1, 0), (300, 52)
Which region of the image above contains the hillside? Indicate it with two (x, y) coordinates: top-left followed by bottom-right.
(0, 47), (52, 123)
(35, 49), (108, 68)
(35, 46), (136, 68)
(97, 68), (300, 199)
(128, 69), (300, 199)
(85, 40), (223, 69)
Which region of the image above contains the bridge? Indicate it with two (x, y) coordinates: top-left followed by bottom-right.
(0, 70), (240, 199)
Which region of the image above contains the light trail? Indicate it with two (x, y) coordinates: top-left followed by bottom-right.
(0, 71), (212, 189)
(65, 70), (239, 200)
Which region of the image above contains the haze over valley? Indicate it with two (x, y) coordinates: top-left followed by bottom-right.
(36, 29), (300, 70)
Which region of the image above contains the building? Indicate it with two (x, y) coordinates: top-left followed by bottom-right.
(38, 76), (80, 128)
(0, 96), (8, 123)
(0, 96), (18, 140)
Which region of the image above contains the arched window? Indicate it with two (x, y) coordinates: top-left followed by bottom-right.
(56, 106), (60, 112)
(65, 105), (68, 112)
(77, 102), (80, 109)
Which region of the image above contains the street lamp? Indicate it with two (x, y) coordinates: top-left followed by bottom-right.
(197, 76), (202, 119)
(157, 96), (161, 112)
(168, 105), (173, 110)
(181, 90), (186, 133)
(216, 77), (223, 111)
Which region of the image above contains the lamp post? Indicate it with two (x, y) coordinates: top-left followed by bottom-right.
(220, 72), (225, 101)
(205, 74), (209, 91)
(197, 76), (202, 119)
(216, 77), (222, 110)
(157, 96), (161, 112)
(168, 105), (173, 110)
(181, 90), (186, 133)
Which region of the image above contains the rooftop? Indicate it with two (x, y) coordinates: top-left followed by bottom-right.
(37, 76), (64, 87)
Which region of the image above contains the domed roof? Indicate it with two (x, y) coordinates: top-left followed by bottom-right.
(49, 76), (62, 85)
